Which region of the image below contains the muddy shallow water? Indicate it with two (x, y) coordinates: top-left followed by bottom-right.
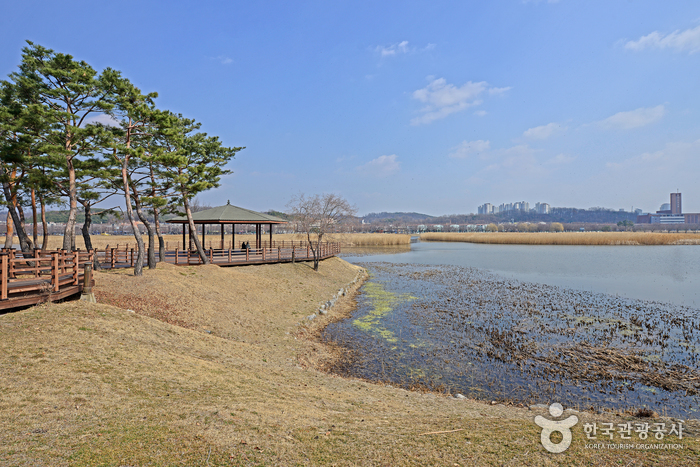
(323, 262), (700, 419)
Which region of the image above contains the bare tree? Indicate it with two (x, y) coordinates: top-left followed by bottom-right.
(287, 193), (356, 271)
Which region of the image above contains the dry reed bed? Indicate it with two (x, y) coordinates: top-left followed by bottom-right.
(24, 232), (411, 251)
(421, 232), (700, 246)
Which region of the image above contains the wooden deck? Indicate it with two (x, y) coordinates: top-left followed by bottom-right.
(0, 250), (95, 311)
(0, 242), (338, 312)
(95, 242), (341, 268)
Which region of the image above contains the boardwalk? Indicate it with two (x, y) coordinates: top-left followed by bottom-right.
(0, 242), (339, 311)
(95, 241), (340, 268)
(0, 250), (95, 311)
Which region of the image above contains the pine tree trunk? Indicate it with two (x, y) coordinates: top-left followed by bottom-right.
(63, 158), (77, 251)
(81, 203), (93, 251)
(31, 188), (38, 246)
(133, 194), (156, 269)
(154, 207), (165, 262)
(4, 211), (12, 249)
(39, 193), (48, 250)
(184, 196), (209, 264)
(2, 181), (33, 254)
(121, 161), (145, 276)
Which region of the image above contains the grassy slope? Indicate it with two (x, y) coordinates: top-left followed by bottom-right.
(0, 259), (697, 466)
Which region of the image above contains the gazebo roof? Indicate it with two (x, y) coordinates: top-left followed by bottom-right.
(167, 201), (288, 225)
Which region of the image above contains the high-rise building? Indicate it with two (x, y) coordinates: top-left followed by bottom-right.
(671, 192), (682, 215)
(478, 203), (494, 215)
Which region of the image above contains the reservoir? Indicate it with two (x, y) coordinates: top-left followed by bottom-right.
(343, 241), (700, 307)
(326, 242), (700, 418)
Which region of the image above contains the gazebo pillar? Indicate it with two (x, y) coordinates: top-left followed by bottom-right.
(182, 224), (185, 250)
(232, 225), (235, 250)
(269, 223), (272, 247)
(220, 224), (224, 249)
(202, 224), (206, 249)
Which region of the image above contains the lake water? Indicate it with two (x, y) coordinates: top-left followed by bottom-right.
(342, 242), (700, 308)
(328, 242), (700, 418)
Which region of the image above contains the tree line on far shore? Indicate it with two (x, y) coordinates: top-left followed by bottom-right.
(0, 41), (243, 275)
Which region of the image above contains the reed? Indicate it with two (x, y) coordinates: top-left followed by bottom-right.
(15, 232), (411, 251)
(420, 231), (700, 246)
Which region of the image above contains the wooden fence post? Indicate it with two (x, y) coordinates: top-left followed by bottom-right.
(1, 253), (8, 300)
(175, 248), (179, 265)
(34, 249), (40, 278)
(51, 251), (59, 292)
(228, 248), (231, 262)
(292, 246), (295, 263)
(246, 248), (249, 262)
(110, 248), (116, 269)
(9, 249), (15, 279)
(72, 251), (79, 285)
(130, 248), (134, 267)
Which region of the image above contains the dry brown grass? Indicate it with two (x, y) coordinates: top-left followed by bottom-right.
(422, 231), (700, 246)
(0, 258), (697, 465)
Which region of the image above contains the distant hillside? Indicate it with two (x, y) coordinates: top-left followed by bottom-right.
(0, 208), (116, 224)
(362, 212), (437, 223)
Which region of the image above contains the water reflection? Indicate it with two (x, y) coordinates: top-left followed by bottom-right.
(345, 242), (700, 308)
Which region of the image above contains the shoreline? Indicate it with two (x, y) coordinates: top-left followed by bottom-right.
(421, 231), (700, 245)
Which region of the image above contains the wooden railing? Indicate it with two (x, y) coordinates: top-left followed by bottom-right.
(92, 242), (341, 268)
(0, 249), (94, 301)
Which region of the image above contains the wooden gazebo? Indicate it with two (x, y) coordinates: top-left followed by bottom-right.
(167, 201), (288, 250)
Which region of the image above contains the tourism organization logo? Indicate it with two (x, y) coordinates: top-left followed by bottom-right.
(534, 403), (579, 453)
(534, 402), (686, 453)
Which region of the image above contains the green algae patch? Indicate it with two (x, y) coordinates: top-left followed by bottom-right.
(353, 280), (416, 343)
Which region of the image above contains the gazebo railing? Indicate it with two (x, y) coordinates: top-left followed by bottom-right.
(169, 242), (340, 266)
(92, 242), (340, 268)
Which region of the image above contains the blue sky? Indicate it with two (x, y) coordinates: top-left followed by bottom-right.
(2, 1), (700, 215)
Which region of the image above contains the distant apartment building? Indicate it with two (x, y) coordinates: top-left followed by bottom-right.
(535, 202), (551, 214)
(636, 192), (700, 224)
(478, 203), (495, 215)
(479, 200), (542, 214)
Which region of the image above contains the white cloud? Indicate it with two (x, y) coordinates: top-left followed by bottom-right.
(83, 114), (120, 127)
(448, 140), (490, 159)
(376, 40), (409, 56)
(374, 41), (434, 57)
(410, 78), (510, 125)
(356, 154), (400, 177)
(624, 25), (700, 54)
(523, 122), (565, 140)
(597, 105), (666, 130)
(473, 110), (487, 117)
(605, 140), (700, 171)
(210, 55), (233, 64)
(488, 86), (512, 95)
